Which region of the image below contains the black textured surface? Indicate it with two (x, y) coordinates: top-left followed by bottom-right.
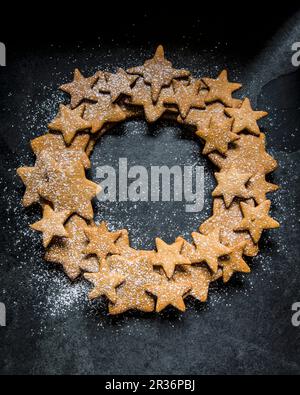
(0, 6), (300, 375)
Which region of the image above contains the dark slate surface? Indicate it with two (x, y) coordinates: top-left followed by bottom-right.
(0, 7), (300, 375)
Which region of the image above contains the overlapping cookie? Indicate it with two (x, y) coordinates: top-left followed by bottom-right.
(17, 46), (279, 315)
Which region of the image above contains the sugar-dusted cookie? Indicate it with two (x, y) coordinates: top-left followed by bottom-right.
(127, 45), (190, 102)
(18, 46), (279, 316)
(45, 215), (98, 280)
(84, 258), (125, 303)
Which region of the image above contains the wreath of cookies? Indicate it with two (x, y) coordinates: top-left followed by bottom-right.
(17, 46), (280, 315)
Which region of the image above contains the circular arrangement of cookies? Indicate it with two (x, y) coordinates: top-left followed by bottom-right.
(17, 46), (279, 315)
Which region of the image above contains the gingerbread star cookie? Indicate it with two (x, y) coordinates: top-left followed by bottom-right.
(83, 222), (121, 259)
(234, 200), (279, 243)
(84, 258), (124, 303)
(96, 68), (138, 102)
(209, 133), (277, 175)
(60, 68), (99, 109)
(191, 229), (230, 272)
(225, 98), (268, 136)
(17, 153), (55, 207)
(127, 45), (190, 102)
(128, 78), (175, 122)
(108, 253), (158, 314)
(48, 104), (91, 145)
(150, 238), (191, 278)
(164, 79), (206, 118)
(38, 163), (101, 220)
(220, 241), (250, 283)
(146, 276), (191, 312)
(83, 93), (127, 133)
(196, 116), (239, 155)
(30, 204), (69, 247)
(247, 174), (278, 204)
(203, 70), (242, 107)
(31, 133), (91, 169)
(200, 198), (259, 257)
(212, 167), (252, 207)
(45, 215), (98, 280)
(179, 102), (226, 130)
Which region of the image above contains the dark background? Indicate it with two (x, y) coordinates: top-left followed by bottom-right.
(0, 2), (300, 375)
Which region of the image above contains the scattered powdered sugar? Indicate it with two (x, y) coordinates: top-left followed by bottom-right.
(1, 45), (295, 332)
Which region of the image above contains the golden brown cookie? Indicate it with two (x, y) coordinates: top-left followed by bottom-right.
(84, 258), (125, 303)
(45, 215), (98, 280)
(83, 222), (121, 259)
(48, 104), (92, 145)
(246, 174), (278, 204)
(196, 116), (239, 155)
(163, 79), (206, 118)
(108, 253), (157, 314)
(60, 68), (99, 109)
(30, 204), (69, 247)
(225, 98), (267, 136)
(128, 78), (175, 122)
(150, 238), (191, 278)
(212, 168), (252, 207)
(146, 276), (191, 313)
(203, 70), (242, 107)
(96, 68), (138, 102)
(190, 229), (230, 272)
(83, 93), (127, 133)
(31, 133), (91, 169)
(220, 241), (250, 283)
(209, 133), (277, 176)
(127, 45), (190, 102)
(234, 200), (279, 243)
(38, 162), (101, 220)
(17, 152), (55, 207)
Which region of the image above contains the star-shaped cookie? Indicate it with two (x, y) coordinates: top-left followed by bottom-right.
(128, 78), (174, 122)
(45, 215), (98, 280)
(174, 255), (214, 302)
(108, 253), (158, 314)
(30, 204), (69, 247)
(60, 68), (99, 109)
(127, 45), (190, 102)
(203, 70), (242, 107)
(146, 277), (191, 312)
(209, 134), (278, 176)
(31, 133), (91, 169)
(247, 174), (278, 204)
(17, 153), (54, 207)
(220, 241), (250, 283)
(234, 200), (279, 243)
(212, 167), (252, 207)
(164, 79), (206, 118)
(83, 222), (121, 259)
(96, 68), (138, 102)
(225, 98), (268, 135)
(38, 163), (101, 220)
(83, 93), (127, 133)
(48, 104), (91, 145)
(84, 258), (124, 303)
(196, 116), (239, 155)
(151, 238), (191, 278)
(191, 229), (230, 272)
(200, 198), (259, 257)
